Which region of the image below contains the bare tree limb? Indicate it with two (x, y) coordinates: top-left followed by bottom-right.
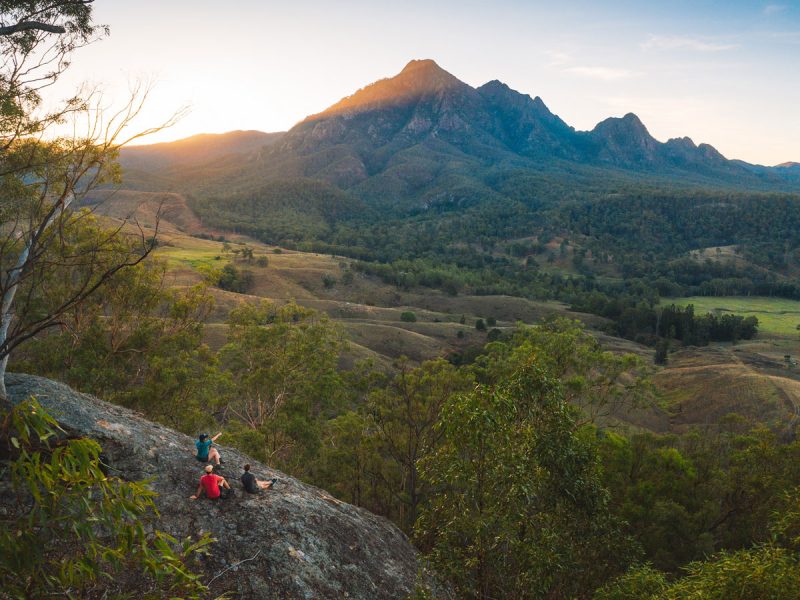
(0, 21), (66, 35)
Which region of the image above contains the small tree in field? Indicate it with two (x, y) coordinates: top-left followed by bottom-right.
(0, 2), (178, 399)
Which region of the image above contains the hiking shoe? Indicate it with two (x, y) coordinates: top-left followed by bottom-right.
(269, 477), (278, 485)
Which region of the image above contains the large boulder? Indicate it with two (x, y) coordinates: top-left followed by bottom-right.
(5, 373), (428, 599)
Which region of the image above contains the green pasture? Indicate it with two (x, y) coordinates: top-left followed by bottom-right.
(664, 296), (800, 337)
(155, 240), (226, 272)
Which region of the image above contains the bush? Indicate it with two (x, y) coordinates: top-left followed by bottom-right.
(400, 311), (417, 323)
(475, 318), (486, 331)
(217, 264), (253, 293)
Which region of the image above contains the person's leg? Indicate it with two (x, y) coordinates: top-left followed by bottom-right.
(258, 478), (278, 489)
(208, 446), (221, 464)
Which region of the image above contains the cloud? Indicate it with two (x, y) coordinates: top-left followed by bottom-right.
(642, 35), (738, 52)
(764, 4), (786, 16)
(544, 50), (571, 67)
(564, 66), (639, 81)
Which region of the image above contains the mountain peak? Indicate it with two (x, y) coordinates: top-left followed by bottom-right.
(306, 59), (468, 122)
(594, 112), (651, 138)
(400, 58), (446, 75)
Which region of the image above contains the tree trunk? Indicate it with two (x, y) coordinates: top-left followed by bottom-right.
(0, 193), (73, 401)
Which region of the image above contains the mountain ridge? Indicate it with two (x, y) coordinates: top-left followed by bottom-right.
(119, 59), (799, 206)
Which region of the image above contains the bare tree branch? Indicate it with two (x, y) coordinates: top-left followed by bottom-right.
(0, 21), (66, 35)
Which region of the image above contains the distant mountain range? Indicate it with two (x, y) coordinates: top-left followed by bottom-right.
(120, 59), (798, 206)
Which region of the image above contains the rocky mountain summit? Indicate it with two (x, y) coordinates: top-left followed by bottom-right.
(5, 373), (432, 599)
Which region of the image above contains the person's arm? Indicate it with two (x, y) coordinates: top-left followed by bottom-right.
(190, 483), (203, 500)
(220, 477), (230, 489)
(211, 431), (223, 442)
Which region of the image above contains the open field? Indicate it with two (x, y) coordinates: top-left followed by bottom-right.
(665, 296), (800, 337)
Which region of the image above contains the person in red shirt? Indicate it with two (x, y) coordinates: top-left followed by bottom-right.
(190, 464), (231, 500)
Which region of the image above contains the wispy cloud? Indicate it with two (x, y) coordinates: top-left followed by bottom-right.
(564, 66), (639, 81)
(642, 35), (738, 52)
(764, 4), (787, 16)
(544, 50), (571, 67)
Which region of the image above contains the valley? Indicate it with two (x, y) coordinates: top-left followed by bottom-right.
(94, 187), (800, 438)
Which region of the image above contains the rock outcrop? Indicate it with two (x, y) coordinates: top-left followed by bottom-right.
(5, 373), (427, 599)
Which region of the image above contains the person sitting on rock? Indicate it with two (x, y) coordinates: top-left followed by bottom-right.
(190, 464), (232, 500)
(241, 463), (278, 494)
(195, 432), (223, 467)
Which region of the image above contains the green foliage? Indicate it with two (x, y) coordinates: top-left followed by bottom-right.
(218, 301), (346, 474)
(400, 311), (417, 323)
(0, 399), (213, 599)
(216, 263), (253, 293)
(474, 318), (486, 331)
(654, 338), (669, 365)
(322, 273), (337, 288)
(192, 179), (363, 245)
(597, 427), (800, 573)
(486, 328), (502, 342)
(593, 565), (668, 600)
(415, 358), (638, 599)
(474, 319), (651, 423)
(11, 224), (220, 430)
(366, 359), (473, 531)
(664, 546), (800, 599)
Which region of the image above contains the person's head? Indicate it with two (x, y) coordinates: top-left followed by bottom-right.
(244, 464), (251, 472)
(198, 433), (208, 441)
(204, 465), (214, 474)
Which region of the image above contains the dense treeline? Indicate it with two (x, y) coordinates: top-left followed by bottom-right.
(571, 296), (760, 345)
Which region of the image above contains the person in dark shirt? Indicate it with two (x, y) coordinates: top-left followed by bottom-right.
(190, 465), (232, 500)
(241, 464), (277, 494)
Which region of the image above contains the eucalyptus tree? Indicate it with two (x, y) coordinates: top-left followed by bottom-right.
(0, 1), (176, 399)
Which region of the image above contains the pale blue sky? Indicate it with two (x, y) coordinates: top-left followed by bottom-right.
(51, 0), (800, 165)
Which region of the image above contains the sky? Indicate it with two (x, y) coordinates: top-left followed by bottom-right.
(49, 0), (800, 165)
